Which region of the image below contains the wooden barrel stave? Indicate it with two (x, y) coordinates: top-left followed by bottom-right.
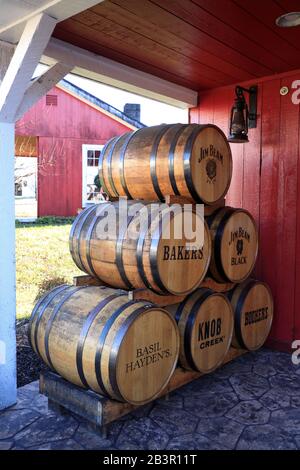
(29, 285), (180, 405)
(69, 204), (96, 273)
(111, 133), (132, 197)
(173, 124), (198, 198)
(78, 203), (109, 278)
(98, 137), (117, 196)
(124, 125), (163, 200)
(100, 137), (119, 197)
(150, 123), (180, 199)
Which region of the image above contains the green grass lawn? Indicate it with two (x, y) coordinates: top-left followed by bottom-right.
(16, 218), (82, 319)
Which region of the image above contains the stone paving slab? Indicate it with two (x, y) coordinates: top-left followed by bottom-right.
(0, 348), (299, 450)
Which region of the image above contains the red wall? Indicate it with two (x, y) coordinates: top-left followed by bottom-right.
(15, 86), (133, 216)
(190, 69), (300, 351)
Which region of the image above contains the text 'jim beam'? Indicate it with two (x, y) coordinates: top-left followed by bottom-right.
(198, 145), (224, 164)
(229, 226), (250, 266)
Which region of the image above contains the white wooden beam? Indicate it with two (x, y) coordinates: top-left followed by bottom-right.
(0, 13), (57, 122)
(0, 122), (16, 410)
(43, 38), (198, 109)
(0, 13), (65, 411)
(0, 41), (15, 79)
(15, 62), (73, 121)
(0, 1), (104, 44)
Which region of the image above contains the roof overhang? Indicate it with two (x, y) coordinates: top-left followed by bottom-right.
(42, 38), (198, 108)
(0, 0), (197, 109)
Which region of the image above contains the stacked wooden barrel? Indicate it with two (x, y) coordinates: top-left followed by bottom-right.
(99, 124), (232, 204)
(28, 285), (179, 405)
(29, 123), (273, 404)
(69, 200), (211, 296)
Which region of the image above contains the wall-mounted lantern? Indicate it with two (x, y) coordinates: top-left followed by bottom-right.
(228, 85), (258, 144)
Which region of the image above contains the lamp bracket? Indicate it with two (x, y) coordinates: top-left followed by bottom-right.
(235, 85), (257, 128)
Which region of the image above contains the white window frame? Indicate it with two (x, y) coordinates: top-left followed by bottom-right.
(82, 144), (104, 207)
(14, 155), (38, 200)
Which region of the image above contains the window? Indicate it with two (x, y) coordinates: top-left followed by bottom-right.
(46, 94), (58, 106)
(15, 182), (22, 197)
(87, 150), (101, 167)
(82, 145), (104, 206)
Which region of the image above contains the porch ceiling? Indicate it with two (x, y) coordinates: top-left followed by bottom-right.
(52, 0), (300, 91)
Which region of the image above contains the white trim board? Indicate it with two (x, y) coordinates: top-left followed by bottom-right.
(1, 35), (198, 109)
(0, 14), (57, 122)
(82, 144), (104, 207)
(43, 38), (198, 109)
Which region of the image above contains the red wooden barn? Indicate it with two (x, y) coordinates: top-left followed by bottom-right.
(15, 79), (144, 217)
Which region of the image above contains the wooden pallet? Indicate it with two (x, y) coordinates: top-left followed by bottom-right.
(73, 275), (234, 304)
(39, 347), (246, 436)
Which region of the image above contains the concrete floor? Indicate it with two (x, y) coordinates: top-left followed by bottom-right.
(1, 348), (300, 450)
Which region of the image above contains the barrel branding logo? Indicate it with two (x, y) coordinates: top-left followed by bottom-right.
(206, 158), (217, 182)
(163, 245), (203, 261)
(198, 145), (224, 164)
(244, 306), (268, 326)
(125, 342), (172, 372)
(199, 145), (223, 185)
(198, 318), (225, 349)
(229, 226), (250, 266)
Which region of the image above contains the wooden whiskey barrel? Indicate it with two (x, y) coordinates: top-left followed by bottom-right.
(28, 285), (180, 405)
(227, 279), (273, 350)
(207, 206), (258, 283)
(166, 288), (234, 373)
(70, 201), (211, 295)
(99, 124), (232, 205)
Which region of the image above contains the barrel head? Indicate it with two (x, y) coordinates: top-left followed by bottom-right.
(114, 307), (179, 405)
(220, 209), (258, 283)
(231, 280), (274, 351)
(190, 125), (232, 204)
(189, 293), (234, 373)
(154, 209), (211, 295)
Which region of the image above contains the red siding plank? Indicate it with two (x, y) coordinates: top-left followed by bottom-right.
(259, 78), (281, 344)
(294, 91), (300, 341)
(241, 85), (262, 229)
(273, 76), (299, 344)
